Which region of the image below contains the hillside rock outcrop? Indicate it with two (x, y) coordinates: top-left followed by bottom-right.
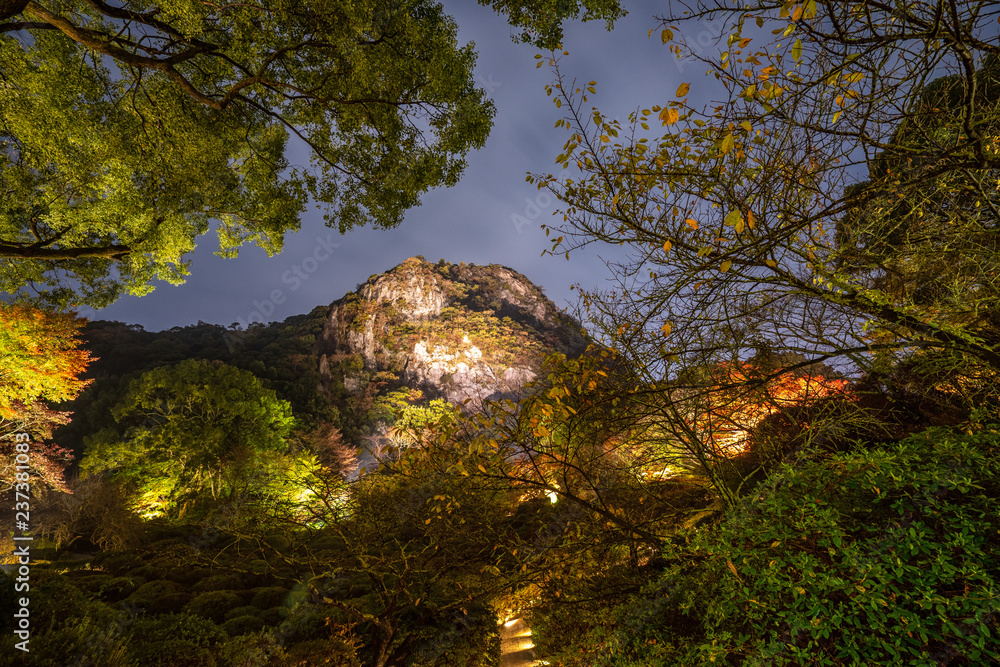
(315, 257), (586, 407)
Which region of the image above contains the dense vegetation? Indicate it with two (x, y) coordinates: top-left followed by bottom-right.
(3, 0), (1000, 665)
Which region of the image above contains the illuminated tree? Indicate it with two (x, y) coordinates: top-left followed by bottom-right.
(0, 304), (91, 417)
(0, 304), (91, 493)
(0, 0), (494, 307)
(80, 359), (294, 517)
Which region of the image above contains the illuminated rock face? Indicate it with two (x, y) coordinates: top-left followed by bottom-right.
(316, 257), (586, 408)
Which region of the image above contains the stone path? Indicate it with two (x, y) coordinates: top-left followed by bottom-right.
(499, 617), (539, 666)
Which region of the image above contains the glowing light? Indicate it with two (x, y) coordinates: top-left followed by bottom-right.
(504, 619), (519, 627)
(546, 489), (558, 504)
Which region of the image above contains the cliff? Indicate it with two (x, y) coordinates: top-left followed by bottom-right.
(315, 257), (586, 408)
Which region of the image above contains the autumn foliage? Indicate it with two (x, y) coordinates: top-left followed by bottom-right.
(0, 304), (92, 418)
(0, 304), (93, 493)
(695, 362), (851, 455)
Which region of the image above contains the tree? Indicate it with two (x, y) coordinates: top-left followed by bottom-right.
(0, 303), (91, 417)
(80, 359), (294, 517)
(480, 0), (626, 48)
(0, 303), (91, 493)
(0, 0), (494, 307)
(533, 1), (1000, 444)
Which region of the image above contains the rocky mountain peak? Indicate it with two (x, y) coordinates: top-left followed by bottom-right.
(316, 257), (586, 407)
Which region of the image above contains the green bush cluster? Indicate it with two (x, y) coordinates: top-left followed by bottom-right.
(532, 427), (1000, 665)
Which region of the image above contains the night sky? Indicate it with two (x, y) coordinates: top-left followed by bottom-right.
(78, 1), (721, 332)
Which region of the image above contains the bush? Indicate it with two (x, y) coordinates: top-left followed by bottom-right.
(193, 573), (244, 592)
(222, 614), (267, 637)
(128, 613), (228, 649)
(93, 550), (142, 574)
(283, 637), (361, 667)
(574, 427), (1000, 666)
(147, 592), (194, 615)
(259, 606), (290, 626)
(250, 586), (291, 609)
(128, 579), (186, 606)
(185, 591), (245, 624)
(130, 639), (217, 667)
(98, 576), (142, 602)
(218, 631), (287, 667)
(15, 616), (133, 667)
(226, 606), (262, 621)
(34, 475), (142, 551)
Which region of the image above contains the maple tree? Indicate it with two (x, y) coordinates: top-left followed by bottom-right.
(0, 303), (91, 493)
(689, 361), (851, 457)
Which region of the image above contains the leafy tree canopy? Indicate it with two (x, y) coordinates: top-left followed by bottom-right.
(0, 303), (90, 492)
(0, 302), (91, 417)
(480, 0), (625, 49)
(0, 0), (495, 307)
(81, 358), (294, 516)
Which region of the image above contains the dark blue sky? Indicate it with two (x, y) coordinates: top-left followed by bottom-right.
(79, 1), (723, 332)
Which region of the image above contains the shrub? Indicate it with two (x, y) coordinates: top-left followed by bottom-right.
(93, 550), (142, 574)
(130, 639), (217, 667)
(217, 631), (287, 667)
(185, 591), (245, 624)
(98, 576), (142, 602)
(147, 592), (194, 615)
(128, 613), (228, 649)
(260, 606), (290, 626)
(250, 586), (291, 609)
(128, 579), (185, 606)
(34, 475), (143, 551)
(579, 427), (1000, 666)
(222, 614), (268, 637)
(226, 606), (262, 621)
(193, 573), (244, 592)
(283, 637), (361, 667)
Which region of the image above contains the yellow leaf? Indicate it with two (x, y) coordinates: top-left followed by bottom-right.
(600, 135), (610, 142)
(659, 108), (679, 125)
(740, 120), (752, 132)
(792, 4), (804, 20)
(765, 259), (777, 268)
(747, 210), (756, 229)
(425, 518), (432, 524)
(676, 82), (691, 97)
(661, 321), (672, 337)
(739, 37), (752, 48)
(719, 133), (735, 154)
(685, 218), (699, 230)
(720, 260), (732, 272)
(724, 209), (742, 228)
(661, 28), (674, 43)
(663, 240), (672, 252)
(792, 38), (803, 63)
